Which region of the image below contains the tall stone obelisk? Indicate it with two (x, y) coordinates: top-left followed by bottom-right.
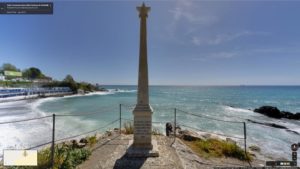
(132, 2), (153, 149)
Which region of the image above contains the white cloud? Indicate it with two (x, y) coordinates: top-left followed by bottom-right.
(192, 31), (269, 46)
(207, 52), (238, 59)
(251, 47), (298, 53)
(165, 0), (270, 53)
(190, 51), (238, 62)
(167, 0), (219, 38)
(192, 36), (201, 46)
(169, 1), (218, 26)
(208, 31), (252, 45)
(190, 45), (300, 62)
(165, 0), (219, 45)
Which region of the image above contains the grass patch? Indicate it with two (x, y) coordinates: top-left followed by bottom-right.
(183, 138), (252, 161)
(123, 122), (134, 134)
(87, 135), (97, 147)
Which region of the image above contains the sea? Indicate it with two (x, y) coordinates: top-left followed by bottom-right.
(0, 85), (300, 162)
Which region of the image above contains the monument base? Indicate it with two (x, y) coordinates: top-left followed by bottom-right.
(126, 139), (159, 158)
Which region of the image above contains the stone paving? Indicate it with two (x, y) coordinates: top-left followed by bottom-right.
(77, 134), (184, 169)
(78, 132), (276, 169)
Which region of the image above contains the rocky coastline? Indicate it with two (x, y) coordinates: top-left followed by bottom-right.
(254, 106), (300, 120)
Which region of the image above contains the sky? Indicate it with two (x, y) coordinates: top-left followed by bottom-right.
(1, 0), (300, 85)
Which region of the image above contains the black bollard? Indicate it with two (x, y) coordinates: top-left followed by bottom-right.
(166, 122), (173, 136)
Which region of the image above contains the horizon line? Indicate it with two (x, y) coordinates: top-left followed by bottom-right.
(100, 84), (300, 87)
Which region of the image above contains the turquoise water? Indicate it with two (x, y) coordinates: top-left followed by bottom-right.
(1, 86), (300, 161)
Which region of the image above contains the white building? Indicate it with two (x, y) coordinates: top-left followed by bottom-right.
(0, 74), (5, 81)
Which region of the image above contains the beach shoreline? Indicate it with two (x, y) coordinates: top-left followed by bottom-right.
(0, 89), (115, 104)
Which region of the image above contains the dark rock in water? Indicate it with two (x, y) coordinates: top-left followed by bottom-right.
(269, 123), (288, 129)
(286, 129), (300, 135)
(99, 88), (109, 92)
(247, 119), (300, 135)
(254, 106), (300, 120)
(293, 113), (300, 120)
(247, 119), (288, 129)
(281, 111), (293, 119)
(254, 106), (283, 119)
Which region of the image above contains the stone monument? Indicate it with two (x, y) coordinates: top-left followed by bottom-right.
(127, 3), (158, 157)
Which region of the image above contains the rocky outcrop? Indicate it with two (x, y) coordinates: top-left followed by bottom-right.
(286, 129), (300, 135)
(80, 138), (88, 144)
(254, 106), (300, 120)
(247, 119), (288, 129)
(247, 119), (300, 135)
(178, 130), (202, 141)
(253, 106), (282, 118)
(293, 113), (300, 119)
(249, 145), (261, 152)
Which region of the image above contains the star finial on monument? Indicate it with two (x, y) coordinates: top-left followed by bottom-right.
(137, 2), (150, 18)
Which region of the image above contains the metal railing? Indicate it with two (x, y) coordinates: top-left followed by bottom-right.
(0, 104), (251, 168)
(119, 104), (250, 163)
(0, 111), (119, 168)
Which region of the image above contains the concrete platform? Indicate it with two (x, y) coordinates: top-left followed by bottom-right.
(77, 134), (184, 169)
(126, 140), (159, 157)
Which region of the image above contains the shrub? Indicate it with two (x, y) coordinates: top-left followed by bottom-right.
(54, 144), (91, 169)
(4, 143), (92, 169)
(87, 135), (97, 147)
(184, 138), (252, 161)
(59, 148), (91, 169)
(37, 148), (52, 168)
(123, 122), (134, 134)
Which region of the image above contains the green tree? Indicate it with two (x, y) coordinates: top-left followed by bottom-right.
(1, 63), (19, 72)
(23, 67), (45, 79)
(77, 81), (97, 92)
(64, 74), (75, 83)
(63, 74), (78, 92)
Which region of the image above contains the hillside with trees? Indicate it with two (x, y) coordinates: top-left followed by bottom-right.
(0, 63), (102, 93)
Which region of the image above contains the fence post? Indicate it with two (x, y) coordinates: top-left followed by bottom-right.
(243, 122), (247, 158)
(51, 114), (55, 169)
(119, 104), (122, 134)
(174, 108), (177, 138)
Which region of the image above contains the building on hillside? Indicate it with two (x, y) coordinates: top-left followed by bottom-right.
(0, 73), (5, 81)
(33, 77), (52, 83)
(4, 71), (22, 80)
